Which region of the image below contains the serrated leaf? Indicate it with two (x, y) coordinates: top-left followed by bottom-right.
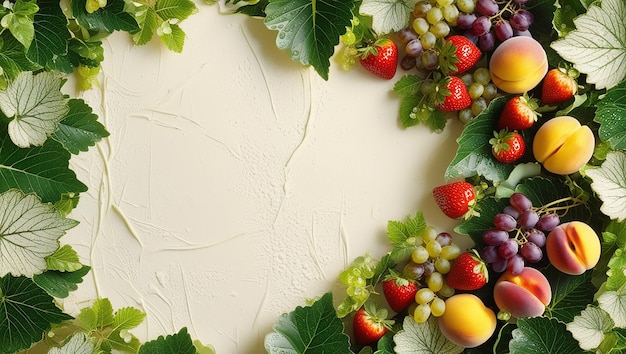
(27, 0), (72, 69)
(46, 244), (83, 272)
(0, 33), (42, 79)
(52, 98), (110, 155)
(454, 196), (508, 245)
(606, 248), (626, 291)
(54, 193), (80, 217)
(49, 332), (95, 354)
(265, 292), (351, 353)
(264, 0), (353, 80)
(32, 265), (90, 298)
(360, 0), (419, 35)
(509, 317), (581, 354)
(598, 285), (626, 328)
(387, 212), (427, 261)
(0, 189), (78, 277)
(393, 74), (422, 97)
(515, 176), (591, 223)
(139, 327), (196, 354)
(156, 0), (198, 21)
(567, 306), (615, 351)
(5, 12), (35, 50)
(550, 0), (626, 90)
(544, 268), (595, 323)
(552, 0), (588, 36)
(113, 306), (146, 331)
(193, 340), (217, 354)
(586, 151), (626, 222)
(72, 0), (139, 33)
(159, 22), (186, 53)
(78, 298), (115, 331)
(131, 6), (158, 46)
(595, 81), (626, 149)
(445, 96), (514, 183)
(393, 316), (463, 354)
(0, 275), (73, 353)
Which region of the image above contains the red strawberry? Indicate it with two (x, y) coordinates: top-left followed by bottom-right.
(446, 249), (488, 291)
(490, 129), (526, 163)
(382, 271), (418, 312)
(359, 38), (398, 80)
(439, 35), (482, 75)
(352, 302), (393, 345)
(432, 181), (476, 219)
(435, 76), (472, 112)
(497, 94), (539, 130)
(541, 68), (578, 105)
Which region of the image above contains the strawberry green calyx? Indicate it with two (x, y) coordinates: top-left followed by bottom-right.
(490, 129), (516, 153)
(437, 39), (460, 76)
(469, 248), (489, 283)
(363, 301), (394, 328)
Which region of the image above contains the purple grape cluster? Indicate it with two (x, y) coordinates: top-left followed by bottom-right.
(480, 192), (560, 275)
(457, 0), (535, 52)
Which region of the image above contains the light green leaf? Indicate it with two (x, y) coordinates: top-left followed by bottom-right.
(0, 189), (78, 277)
(359, 0), (419, 35)
(138, 327), (196, 354)
(509, 317), (582, 354)
(49, 333), (95, 354)
(0, 71), (69, 148)
(158, 22), (186, 53)
(586, 151), (626, 222)
(387, 212), (427, 262)
(393, 74), (446, 131)
(567, 306), (615, 351)
(4, 12), (35, 50)
(71, 0), (139, 33)
(393, 316), (463, 354)
(32, 266), (90, 298)
(46, 244), (83, 272)
(0, 275), (73, 353)
(606, 248), (626, 291)
(131, 5), (158, 45)
(52, 98), (110, 155)
(264, 0), (354, 80)
(113, 306), (146, 331)
(264, 332), (298, 354)
(598, 285), (626, 328)
(78, 298), (115, 331)
(194, 340), (217, 354)
(595, 82), (626, 149)
(550, 0), (626, 90)
(156, 0), (198, 21)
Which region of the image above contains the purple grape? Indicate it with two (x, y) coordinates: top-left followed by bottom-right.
(472, 16), (492, 36)
(405, 38), (423, 57)
(436, 232), (453, 246)
(494, 213), (517, 231)
(481, 245), (500, 263)
(518, 209), (540, 229)
(398, 26), (418, 44)
(507, 254), (525, 275)
(503, 205), (520, 219)
(463, 32), (479, 44)
(483, 228), (510, 246)
(495, 19), (513, 41)
(478, 31), (495, 51)
(510, 12), (530, 32)
(537, 213), (560, 232)
(510, 193), (533, 212)
(476, 0), (499, 16)
(400, 54), (417, 70)
(403, 262), (425, 280)
(423, 261), (435, 276)
(457, 12), (477, 30)
(518, 9), (534, 25)
(492, 257), (508, 272)
(513, 30), (533, 37)
(521, 242), (543, 263)
(514, 0), (528, 4)
(526, 230), (546, 248)
(421, 51), (439, 70)
(498, 239), (519, 259)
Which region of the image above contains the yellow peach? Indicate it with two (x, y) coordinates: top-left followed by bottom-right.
(546, 221), (601, 275)
(532, 116), (595, 175)
(494, 267), (551, 318)
(438, 294), (496, 348)
(489, 36), (548, 93)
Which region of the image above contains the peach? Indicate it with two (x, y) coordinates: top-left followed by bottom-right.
(489, 36), (548, 93)
(546, 221), (601, 275)
(438, 294), (496, 348)
(532, 116), (595, 175)
(493, 267), (551, 318)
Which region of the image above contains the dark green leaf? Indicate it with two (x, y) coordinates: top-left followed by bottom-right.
(369, 253), (395, 287)
(595, 80), (626, 149)
(236, 0), (269, 16)
(374, 332), (394, 354)
(139, 327), (196, 354)
(53, 98), (110, 154)
(68, 39), (105, 68)
(454, 197), (508, 246)
(553, 0), (589, 36)
(32, 265), (90, 298)
(0, 275), (73, 353)
(544, 268), (596, 323)
(264, 0), (354, 80)
(72, 0), (139, 33)
(27, 0), (71, 69)
(509, 317), (585, 354)
(0, 33), (41, 79)
(155, 0), (198, 21)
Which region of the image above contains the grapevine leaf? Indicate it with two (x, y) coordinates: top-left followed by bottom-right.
(264, 0), (354, 80)
(0, 34), (41, 80)
(265, 292), (351, 353)
(586, 151), (626, 222)
(71, 0), (139, 33)
(155, 0), (198, 21)
(445, 96), (514, 183)
(54, 192), (80, 217)
(359, 0), (419, 35)
(543, 267), (595, 323)
(0, 189), (78, 278)
(45, 244), (83, 272)
(0, 125), (88, 203)
(113, 306), (146, 331)
(77, 298), (114, 331)
(595, 81), (626, 149)
(52, 98), (110, 155)
(597, 285), (626, 328)
(0, 275), (73, 353)
(49, 333), (95, 354)
(32, 265), (90, 298)
(138, 327), (196, 354)
(454, 197), (508, 246)
(0, 71), (69, 148)
(393, 316), (463, 354)
(158, 22), (186, 53)
(131, 5), (158, 46)
(550, 0), (626, 90)
(27, 0), (72, 70)
(567, 306), (615, 351)
(509, 317), (581, 354)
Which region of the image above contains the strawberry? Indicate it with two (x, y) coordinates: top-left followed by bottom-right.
(352, 302), (394, 346)
(435, 76), (472, 112)
(432, 181), (476, 219)
(497, 94), (539, 130)
(490, 129), (526, 164)
(382, 271), (418, 312)
(446, 249), (488, 291)
(439, 35), (482, 75)
(359, 38), (398, 80)
(541, 68), (578, 106)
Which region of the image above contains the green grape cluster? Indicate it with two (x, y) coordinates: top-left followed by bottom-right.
(338, 253), (377, 307)
(457, 67), (499, 123)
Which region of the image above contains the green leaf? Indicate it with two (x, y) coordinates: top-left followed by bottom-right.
(265, 292), (351, 353)
(393, 75), (446, 131)
(27, 0), (72, 69)
(54, 192), (80, 217)
(264, 0), (354, 80)
(113, 306), (146, 331)
(32, 265), (90, 298)
(156, 0), (198, 21)
(131, 6), (158, 46)
(543, 268), (595, 323)
(509, 317), (582, 354)
(595, 81), (626, 149)
(78, 298), (115, 331)
(454, 196), (508, 246)
(68, 38), (105, 67)
(550, 0), (626, 90)
(265, 331), (299, 354)
(374, 332), (394, 354)
(445, 96), (514, 183)
(515, 176), (591, 223)
(193, 340), (217, 354)
(0, 189), (78, 277)
(0, 125), (88, 203)
(387, 212), (427, 261)
(158, 22), (186, 53)
(139, 327), (196, 354)
(586, 151), (626, 222)
(0, 71), (69, 148)
(49, 332), (95, 354)
(0, 33), (42, 80)
(606, 248), (626, 292)
(4, 12), (35, 50)
(0, 275), (73, 353)
(52, 98), (110, 154)
(393, 316), (463, 354)
(567, 306), (615, 351)
(359, 0), (419, 35)
(553, 0), (588, 36)
(45, 244), (83, 272)
(597, 284), (626, 328)
(72, 0), (139, 33)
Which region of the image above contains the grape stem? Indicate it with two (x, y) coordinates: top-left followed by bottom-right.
(534, 196), (586, 217)
(489, 0), (519, 21)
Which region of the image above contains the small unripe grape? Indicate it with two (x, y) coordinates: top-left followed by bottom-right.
(482, 83), (498, 100)
(434, 258), (451, 274)
(427, 272), (444, 292)
(414, 303), (431, 323)
(415, 287), (435, 304)
(441, 4), (459, 24)
(438, 282), (455, 298)
(458, 108), (474, 124)
(420, 32), (437, 50)
(430, 297), (446, 317)
(426, 7), (443, 24)
(426, 240), (442, 257)
(468, 82), (485, 100)
(431, 21), (451, 38)
(412, 246), (430, 264)
(471, 97), (487, 116)
(436, 232), (453, 246)
(422, 227), (438, 243)
(412, 17), (430, 35)
(456, 0), (476, 13)
(403, 262), (425, 280)
(413, 1), (432, 17)
(473, 67), (491, 85)
(440, 244), (461, 260)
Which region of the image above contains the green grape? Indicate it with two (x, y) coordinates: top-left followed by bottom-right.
(430, 21), (450, 38)
(412, 17), (430, 35)
(422, 227), (438, 243)
(353, 277), (366, 288)
(415, 287), (435, 304)
(339, 269), (355, 285)
(413, 1), (433, 17)
(436, 0), (454, 6)
(426, 7), (443, 24)
(430, 297), (446, 317)
(482, 83), (498, 100)
(413, 303), (432, 323)
(412, 246), (430, 264)
(471, 97), (488, 116)
(438, 282), (455, 298)
(420, 79), (436, 95)
(458, 108), (474, 124)
(426, 240), (442, 258)
(441, 4), (459, 24)
(361, 266), (375, 279)
(427, 272), (444, 292)
(340, 30), (356, 46)
(468, 82), (485, 100)
(421, 50), (439, 70)
(440, 244), (461, 260)
(351, 288), (370, 303)
(473, 67), (491, 85)
(456, 0), (475, 12)
(460, 72), (474, 86)
(434, 258), (451, 274)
